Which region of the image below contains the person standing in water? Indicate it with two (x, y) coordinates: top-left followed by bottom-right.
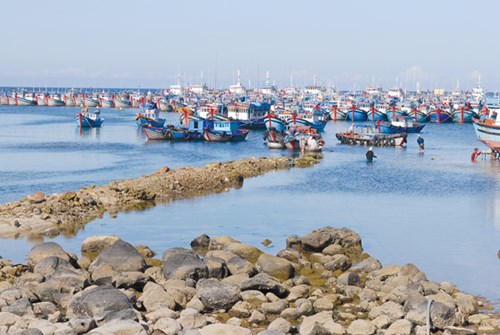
(366, 147), (377, 163)
(471, 148), (482, 162)
(417, 135), (425, 152)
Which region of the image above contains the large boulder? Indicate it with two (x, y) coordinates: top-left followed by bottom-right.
(66, 286), (136, 325)
(27, 242), (72, 270)
(33, 256), (76, 277)
(224, 243), (263, 264)
(196, 278), (240, 311)
(90, 239), (146, 273)
(162, 248), (208, 281)
(256, 254), (294, 281)
(292, 227), (362, 255)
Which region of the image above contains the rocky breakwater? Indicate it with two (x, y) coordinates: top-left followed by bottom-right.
(0, 154), (322, 239)
(0, 226), (498, 335)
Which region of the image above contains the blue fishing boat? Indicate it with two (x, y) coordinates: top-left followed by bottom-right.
(264, 114), (288, 131)
(452, 108), (478, 123)
(75, 108), (104, 128)
(286, 108), (328, 132)
(407, 108), (430, 123)
(429, 108), (453, 123)
(378, 116), (425, 134)
(386, 107), (408, 121)
(203, 119), (250, 142)
(346, 107), (368, 122)
(136, 101), (165, 128)
(143, 124), (197, 141)
(366, 107), (388, 122)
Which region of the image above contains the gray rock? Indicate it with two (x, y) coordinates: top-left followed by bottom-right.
(12, 329), (44, 335)
(224, 242), (263, 264)
(204, 256), (229, 279)
(299, 226), (362, 254)
(27, 242), (71, 270)
(262, 299), (289, 314)
(384, 319), (413, 334)
(268, 317), (291, 333)
(256, 254), (294, 281)
(368, 301), (404, 323)
(33, 256), (75, 277)
(69, 317), (95, 334)
(196, 278), (240, 311)
(227, 255), (257, 276)
(85, 319), (147, 334)
(81, 236), (120, 261)
(191, 234), (211, 249)
(240, 273), (289, 298)
(299, 311), (345, 335)
(351, 257), (383, 273)
(198, 323), (251, 335)
(139, 282), (176, 312)
(66, 286), (136, 325)
(258, 330), (287, 335)
(153, 317), (181, 335)
(444, 326), (477, 335)
(90, 239), (146, 272)
(2, 297), (33, 317)
(162, 248), (208, 281)
(178, 308), (208, 329)
(324, 254), (352, 272)
(405, 299), (456, 329)
(337, 272), (361, 287)
(346, 319), (376, 335)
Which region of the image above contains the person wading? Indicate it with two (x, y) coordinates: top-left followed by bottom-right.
(366, 147), (377, 163)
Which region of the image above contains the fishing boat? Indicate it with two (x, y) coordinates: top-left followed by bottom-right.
(346, 106), (368, 122)
(262, 127), (287, 149)
(203, 119), (249, 142)
(284, 126), (325, 152)
(366, 106), (388, 122)
(136, 101), (165, 128)
(472, 112), (500, 153)
(143, 124), (194, 141)
(378, 116), (425, 134)
(114, 96), (132, 109)
(429, 107), (453, 123)
(75, 108), (104, 128)
(46, 94), (65, 106)
(336, 124), (407, 147)
(283, 108), (328, 132)
(226, 101), (270, 129)
(264, 114), (288, 131)
(452, 106), (478, 123)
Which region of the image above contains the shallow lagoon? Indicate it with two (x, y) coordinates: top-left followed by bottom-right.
(1, 106), (499, 306)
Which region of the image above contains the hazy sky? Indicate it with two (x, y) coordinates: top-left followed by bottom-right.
(2, 0), (499, 90)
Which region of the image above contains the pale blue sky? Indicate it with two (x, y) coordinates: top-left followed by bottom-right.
(2, 0), (499, 90)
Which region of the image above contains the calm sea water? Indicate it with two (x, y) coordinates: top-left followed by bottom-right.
(1, 106), (500, 305)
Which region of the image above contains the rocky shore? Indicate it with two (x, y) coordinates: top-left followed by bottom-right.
(0, 155), (321, 239)
(0, 226), (498, 335)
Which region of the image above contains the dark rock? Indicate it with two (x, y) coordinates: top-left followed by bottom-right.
(240, 273), (289, 298)
(90, 239), (146, 273)
(196, 278), (240, 311)
(299, 226), (362, 255)
(190, 234), (210, 249)
(27, 242), (71, 270)
(162, 248), (208, 281)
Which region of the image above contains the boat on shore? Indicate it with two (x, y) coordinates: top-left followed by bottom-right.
(472, 112), (500, 153)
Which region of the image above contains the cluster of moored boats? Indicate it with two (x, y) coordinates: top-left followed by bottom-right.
(6, 80), (500, 154)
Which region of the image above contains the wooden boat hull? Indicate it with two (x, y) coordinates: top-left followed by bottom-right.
(429, 111), (453, 123)
(379, 123), (425, 134)
(136, 116), (166, 128)
(452, 110), (478, 123)
(335, 132), (407, 147)
(203, 129), (249, 142)
(472, 118), (500, 152)
(346, 109), (368, 122)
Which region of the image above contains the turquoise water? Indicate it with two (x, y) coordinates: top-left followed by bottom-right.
(1, 106), (500, 305)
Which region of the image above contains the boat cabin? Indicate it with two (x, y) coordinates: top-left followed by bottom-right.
(205, 119), (240, 132)
(227, 102), (270, 121)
